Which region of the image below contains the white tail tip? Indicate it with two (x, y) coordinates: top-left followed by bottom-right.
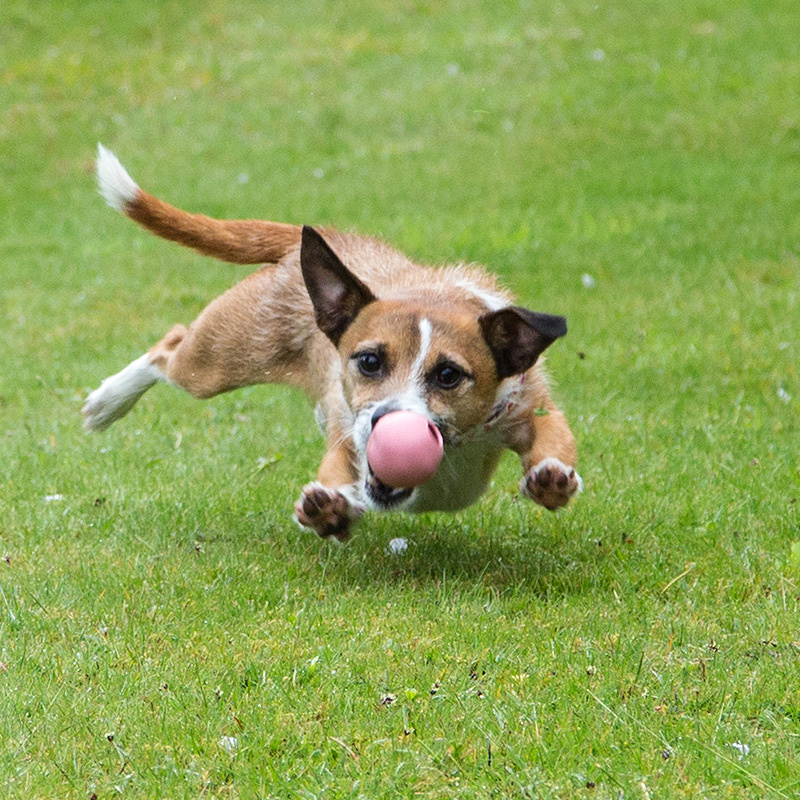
(96, 143), (139, 212)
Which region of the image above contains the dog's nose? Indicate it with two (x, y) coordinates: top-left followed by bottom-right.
(371, 406), (395, 429)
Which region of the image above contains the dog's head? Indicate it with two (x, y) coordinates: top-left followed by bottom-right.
(301, 226), (567, 510)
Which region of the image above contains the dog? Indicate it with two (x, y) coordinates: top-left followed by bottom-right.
(84, 145), (582, 540)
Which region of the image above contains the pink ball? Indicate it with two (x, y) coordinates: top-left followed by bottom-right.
(366, 411), (444, 489)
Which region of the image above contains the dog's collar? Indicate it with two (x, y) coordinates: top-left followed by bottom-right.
(482, 373), (527, 431)
(450, 374), (527, 447)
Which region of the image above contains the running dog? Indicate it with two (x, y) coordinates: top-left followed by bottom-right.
(84, 146), (582, 540)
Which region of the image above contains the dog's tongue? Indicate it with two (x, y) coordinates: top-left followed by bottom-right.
(366, 411), (444, 489)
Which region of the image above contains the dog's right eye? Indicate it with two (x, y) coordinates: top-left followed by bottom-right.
(355, 351), (383, 377)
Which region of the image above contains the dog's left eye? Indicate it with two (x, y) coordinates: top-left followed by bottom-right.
(433, 363), (464, 389)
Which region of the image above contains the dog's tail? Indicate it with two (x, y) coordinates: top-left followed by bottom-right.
(95, 144), (301, 265)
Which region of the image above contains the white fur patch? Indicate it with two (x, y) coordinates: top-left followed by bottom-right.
(83, 353), (163, 431)
(450, 276), (509, 312)
(409, 434), (504, 512)
(411, 317), (433, 386)
(96, 144), (139, 212)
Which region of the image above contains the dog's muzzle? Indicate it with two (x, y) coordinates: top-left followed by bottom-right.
(365, 467), (415, 508)
(361, 407), (444, 509)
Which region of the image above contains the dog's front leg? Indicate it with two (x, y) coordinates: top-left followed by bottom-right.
(294, 435), (365, 541)
(509, 403), (583, 511)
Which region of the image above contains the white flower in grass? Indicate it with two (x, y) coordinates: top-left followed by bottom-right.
(387, 537), (408, 555)
(728, 741), (750, 759)
(219, 736), (238, 755)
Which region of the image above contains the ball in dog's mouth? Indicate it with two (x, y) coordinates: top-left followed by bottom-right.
(366, 411), (444, 490)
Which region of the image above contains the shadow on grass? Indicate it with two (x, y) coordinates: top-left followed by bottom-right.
(307, 506), (615, 600)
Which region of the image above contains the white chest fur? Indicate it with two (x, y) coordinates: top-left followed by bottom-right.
(403, 376), (525, 512)
(406, 434), (505, 513)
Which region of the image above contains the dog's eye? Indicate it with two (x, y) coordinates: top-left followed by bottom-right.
(433, 363), (464, 389)
(355, 351), (383, 377)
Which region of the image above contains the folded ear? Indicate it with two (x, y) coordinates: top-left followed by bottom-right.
(300, 226), (377, 345)
(479, 306), (568, 379)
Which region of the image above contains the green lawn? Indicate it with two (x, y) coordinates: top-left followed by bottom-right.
(2, 0), (799, 797)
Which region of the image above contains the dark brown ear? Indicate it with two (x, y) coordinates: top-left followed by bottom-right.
(479, 306), (567, 379)
(300, 226), (377, 345)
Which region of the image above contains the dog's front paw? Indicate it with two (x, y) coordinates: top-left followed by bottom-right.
(293, 482), (364, 541)
(521, 457), (583, 511)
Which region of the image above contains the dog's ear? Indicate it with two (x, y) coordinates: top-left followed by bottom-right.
(300, 226), (377, 345)
(479, 306), (567, 379)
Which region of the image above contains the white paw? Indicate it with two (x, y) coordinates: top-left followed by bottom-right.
(83, 354), (162, 431)
(293, 482), (365, 541)
(521, 457), (582, 510)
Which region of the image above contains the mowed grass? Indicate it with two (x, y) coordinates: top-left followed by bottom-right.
(2, 0), (799, 797)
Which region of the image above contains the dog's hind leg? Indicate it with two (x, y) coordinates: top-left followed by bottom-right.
(86, 147), (321, 431)
(83, 319), (231, 432)
(83, 263), (322, 431)
(83, 321), (206, 431)
(82, 346), (172, 431)
(82, 317), (268, 432)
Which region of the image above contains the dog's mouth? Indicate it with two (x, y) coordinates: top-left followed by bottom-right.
(365, 467), (414, 508)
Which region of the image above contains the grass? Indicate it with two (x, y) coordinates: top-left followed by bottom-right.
(2, 0), (799, 796)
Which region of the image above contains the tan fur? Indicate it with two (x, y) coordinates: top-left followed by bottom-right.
(85, 151), (582, 539)
(127, 188), (302, 264)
